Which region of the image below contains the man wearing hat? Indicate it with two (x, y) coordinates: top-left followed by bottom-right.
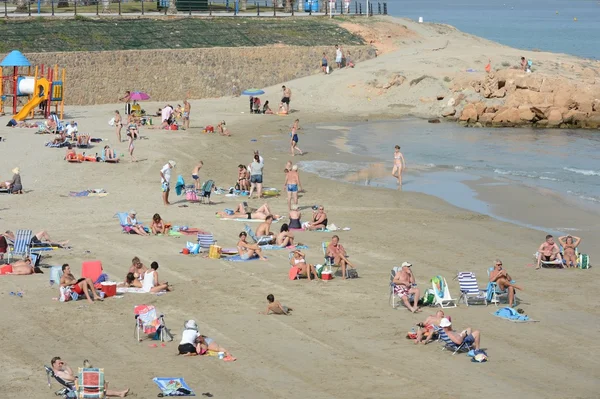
(439, 317), (481, 350)
(178, 320), (201, 355)
(392, 262), (421, 313)
(160, 160), (176, 205)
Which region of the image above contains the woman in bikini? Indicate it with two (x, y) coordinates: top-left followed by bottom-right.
(150, 213), (168, 235)
(114, 110), (123, 142)
(289, 250), (318, 281)
(237, 165), (250, 191)
(127, 132), (136, 162)
(558, 235), (582, 268)
(276, 224), (295, 247)
(392, 145), (406, 186)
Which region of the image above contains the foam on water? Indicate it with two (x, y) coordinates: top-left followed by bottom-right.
(564, 167), (600, 177)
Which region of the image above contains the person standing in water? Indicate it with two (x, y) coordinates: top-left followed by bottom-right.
(392, 145), (406, 186)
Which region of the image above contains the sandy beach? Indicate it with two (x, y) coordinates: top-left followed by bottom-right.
(1, 17), (599, 399)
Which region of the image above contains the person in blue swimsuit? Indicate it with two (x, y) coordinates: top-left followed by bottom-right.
(290, 119), (303, 157)
(321, 52), (328, 74)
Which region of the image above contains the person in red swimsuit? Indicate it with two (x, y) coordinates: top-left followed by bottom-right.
(59, 264), (103, 304)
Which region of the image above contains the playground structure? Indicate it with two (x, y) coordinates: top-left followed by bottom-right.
(0, 50), (65, 121)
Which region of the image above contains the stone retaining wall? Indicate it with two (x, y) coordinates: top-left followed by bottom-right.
(25, 46), (375, 105)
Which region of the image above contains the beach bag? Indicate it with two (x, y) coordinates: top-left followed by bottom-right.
(578, 254), (590, 269)
(420, 289), (435, 306)
(346, 268), (359, 279)
(169, 124), (179, 131)
(186, 190), (198, 202)
(208, 245), (222, 259)
(108, 117), (115, 126)
(186, 241), (200, 255)
(59, 286), (78, 302)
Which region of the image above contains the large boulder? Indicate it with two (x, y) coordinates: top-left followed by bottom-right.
(441, 106), (456, 117)
(492, 107), (521, 124)
(459, 104), (478, 122)
(491, 87), (506, 98)
(478, 112), (495, 125)
(546, 108), (564, 126)
(474, 102), (487, 116)
(518, 107), (535, 122)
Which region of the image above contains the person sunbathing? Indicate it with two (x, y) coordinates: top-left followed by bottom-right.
(276, 223), (295, 247)
(127, 256), (147, 283)
(60, 263), (103, 304)
(558, 235), (582, 268)
(392, 262), (420, 312)
(216, 121), (231, 136)
(290, 250), (318, 281)
(237, 165), (250, 191)
(237, 231), (267, 261)
(256, 215), (276, 244)
(489, 259), (523, 307)
(120, 272), (143, 288)
(142, 261), (172, 293)
(327, 235), (357, 281)
(50, 357), (129, 397)
(260, 294), (292, 315)
(413, 310), (445, 344)
(65, 145), (78, 161)
(439, 318), (481, 351)
(288, 204), (302, 229)
(263, 101), (274, 114)
(5, 257), (36, 275)
(103, 145), (118, 161)
(196, 335), (236, 361)
(4, 230), (69, 247)
(150, 213), (168, 235)
(305, 206), (328, 230)
(125, 210), (149, 236)
(217, 202), (279, 220)
(536, 234), (562, 269)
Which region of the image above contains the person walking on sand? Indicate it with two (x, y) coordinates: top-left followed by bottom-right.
(114, 110), (123, 142)
(281, 85), (292, 113)
(192, 161), (203, 190)
(392, 145), (406, 186)
(321, 52), (329, 74)
(127, 133), (136, 162)
(335, 44), (343, 69)
(119, 90), (131, 115)
(160, 160), (176, 205)
(183, 100), (191, 130)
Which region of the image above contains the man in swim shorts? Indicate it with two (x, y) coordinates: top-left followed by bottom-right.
(60, 263), (103, 304)
(392, 262), (421, 313)
(489, 259), (523, 306)
(536, 234), (562, 269)
(182, 100), (191, 130)
(284, 165), (302, 210)
(256, 215), (276, 244)
(281, 85), (292, 113)
(160, 160), (176, 205)
(191, 161), (203, 190)
(440, 318), (481, 350)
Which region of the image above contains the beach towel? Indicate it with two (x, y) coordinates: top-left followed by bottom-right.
(175, 175), (185, 196)
(153, 377), (195, 396)
(117, 287), (166, 294)
(219, 216), (283, 223)
(261, 244), (309, 251)
(493, 307), (538, 322)
(224, 255), (264, 262)
(431, 275), (445, 298)
(68, 189), (108, 197)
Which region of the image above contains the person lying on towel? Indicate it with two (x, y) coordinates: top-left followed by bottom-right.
(216, 202), (280, 221)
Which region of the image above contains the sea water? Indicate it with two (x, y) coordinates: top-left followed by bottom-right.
(298, 119), (600, 219)
(386, 0), (600, 59)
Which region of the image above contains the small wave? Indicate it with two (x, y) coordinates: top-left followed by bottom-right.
(539, 176), (559, 181)
(567, 190), (600, 204)
(424, 163), (436, 168)
(494, 169), (536, 179)
(563, 167), (600, 177)
(454, 166), (464, 171)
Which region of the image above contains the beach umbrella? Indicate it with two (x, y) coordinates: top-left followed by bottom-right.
(241, 88), (265, 96)
(130, 91), (150, 101)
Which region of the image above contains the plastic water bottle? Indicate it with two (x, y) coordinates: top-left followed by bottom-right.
(218, 352), (225, 360)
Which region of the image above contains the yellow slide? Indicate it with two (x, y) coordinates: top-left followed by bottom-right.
(13, 78), (50, 121)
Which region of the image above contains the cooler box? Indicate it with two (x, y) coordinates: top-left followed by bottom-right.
(321, 271), (333, 280)
(100, 282), (117, 298)
(81, 260), (103, 282)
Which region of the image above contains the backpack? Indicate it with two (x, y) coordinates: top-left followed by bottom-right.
(346, 268), (359, 279)
(578, 254), (590, 269)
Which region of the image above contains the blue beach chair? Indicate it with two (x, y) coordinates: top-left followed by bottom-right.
(244, 224), (273, 246)
(437, 327), (473, 355)
(6, 229), (32, 263)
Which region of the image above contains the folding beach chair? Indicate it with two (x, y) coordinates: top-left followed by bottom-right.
(534, 251), (564, 268)
(76, 368), (105, 399)
(134, 304), (172, 342)
(437, 327), (472, 355)
(389, 266), (402, 308)
(486, 267), (519, 306)
(6, 229), (32, 263)
(45, 365), (77, 398)
(456, 271), (487, 306)
(430, 275), (457, 308)
(321, 241), (355, 278)
(198, 179), (215, 204)
(51, 113), (65, 132)
(197, 232), (216, 252)
(244, 224), (273, 246)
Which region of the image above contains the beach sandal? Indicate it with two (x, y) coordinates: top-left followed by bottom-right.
(202, 393), (214, 397)
(223, 355), (236, 362)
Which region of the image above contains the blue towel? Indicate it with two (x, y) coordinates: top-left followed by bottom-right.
(261, 244), (309, 251)
(95, 273), (109, 284)
(175, 175), (185, 196)
(494, 307), (530, 321)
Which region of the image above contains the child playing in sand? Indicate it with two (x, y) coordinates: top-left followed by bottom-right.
(192, 161), (204, 190)
(216, 121), (231, 136)
(260, 294), (292, 315)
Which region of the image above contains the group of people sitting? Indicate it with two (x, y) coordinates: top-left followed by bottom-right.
(124, 211), (170, 236)
(536, 234), (582, 269)
(121, 256), (172, 293)
(410, 310), (482, 355)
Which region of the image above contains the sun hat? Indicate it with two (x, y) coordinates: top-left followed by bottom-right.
(184, 320), (198, 331)
(129, 210), (136, 215)
(168, 160), (176, 168)
(291, 165), (298, 171)
(401, 261), (412, 267)
(12, 167), (20, 174)
(440, 318), (452, 328)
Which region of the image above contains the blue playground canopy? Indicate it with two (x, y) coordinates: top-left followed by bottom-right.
(0, 50), (32, 67)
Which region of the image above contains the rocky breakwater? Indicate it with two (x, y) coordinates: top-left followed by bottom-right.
(440, 69), (600, 129)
